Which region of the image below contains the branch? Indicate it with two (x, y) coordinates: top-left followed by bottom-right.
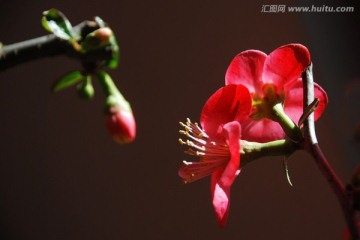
(0, 21), (113, 71)
(302, 64), (359, 239)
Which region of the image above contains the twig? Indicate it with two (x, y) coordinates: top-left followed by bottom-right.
(0, 21), (113, 71)
(302, 63), (358, 239)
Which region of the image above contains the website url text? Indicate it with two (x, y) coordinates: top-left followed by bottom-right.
(261, 5), (355, 13)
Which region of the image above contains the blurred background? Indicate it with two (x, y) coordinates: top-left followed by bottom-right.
(0, 0), (359, 239)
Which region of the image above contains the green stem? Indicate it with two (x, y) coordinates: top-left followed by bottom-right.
(271, 103), (302, 142)
(95, 70), (121, 97)
(95, 70), (131, 112)
(240, 139), (297, 166)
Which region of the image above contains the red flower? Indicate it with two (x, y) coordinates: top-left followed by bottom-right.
(178, 84), (252, 227)
(105, 105), (136, 144)
(225, 44), (328, 142)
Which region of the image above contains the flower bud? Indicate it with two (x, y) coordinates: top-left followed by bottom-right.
(96, 70), (136, 144)
(105, 104), (136, 144)
(81, 27), (113, 52)
(92, 27), (113, 45)
(77, 75), (94, 100)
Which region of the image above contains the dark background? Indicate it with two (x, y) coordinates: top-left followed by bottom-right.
(0, 0), (359, 239)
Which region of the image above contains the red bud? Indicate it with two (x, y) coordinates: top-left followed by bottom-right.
(105, 106), (136, 144)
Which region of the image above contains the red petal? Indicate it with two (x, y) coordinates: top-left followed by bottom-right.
(313, 83), (328, 120)
(220, 121), (241, 187)
(283, 80), (303, 124)
(200, 85), (252, 138)
(211, 170), (231, 228)
(241, 118), (285, 142)
(210, 121), (241, 227)
(263, 44), (310, 89)
(225, 50), (267, 95)
(284, 79), (328, 123)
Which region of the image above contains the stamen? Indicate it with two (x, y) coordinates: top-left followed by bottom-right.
(184, 148), (205, 156)
(181, 118), (209, 139)
(179, 159), (227, 183)
(179, 121), (187, 127)
(186, 140), (205, 151)
(179, 130), (207, 145)
(178, 118), (231, 183)
(179, 130), (186, 135)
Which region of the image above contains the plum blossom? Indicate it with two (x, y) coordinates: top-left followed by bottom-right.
(225, 44), (328, 142)
(178, 84), (252, 227)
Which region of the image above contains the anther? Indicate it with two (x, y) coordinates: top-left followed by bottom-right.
(179, 121), (186, 127)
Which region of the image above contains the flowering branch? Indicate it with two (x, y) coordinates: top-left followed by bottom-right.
(302, 64), (358, 239)
(0, 9), (135, 144)
(0, 21), (113, 71)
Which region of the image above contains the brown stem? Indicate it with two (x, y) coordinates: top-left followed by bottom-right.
(302, 63), (358, 239)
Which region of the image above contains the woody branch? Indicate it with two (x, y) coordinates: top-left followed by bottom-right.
(0, 21), (113, 72)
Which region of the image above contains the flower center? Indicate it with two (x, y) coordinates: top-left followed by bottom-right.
(178, 118), (231, 183)
(251, 83), (285, 120)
